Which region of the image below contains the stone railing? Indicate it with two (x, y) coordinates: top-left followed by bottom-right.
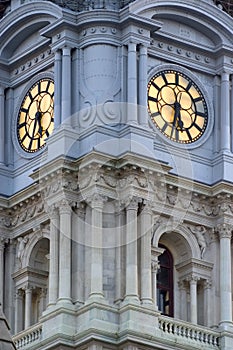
(159, 316), (220, 348)
(12, 323), (42, 349)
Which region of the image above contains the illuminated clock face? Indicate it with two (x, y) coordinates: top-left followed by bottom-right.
(147, 70), (208, 144)
(17, 78), (54, 153)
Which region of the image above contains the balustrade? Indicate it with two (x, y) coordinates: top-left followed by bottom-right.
(159, 316), (220, 348)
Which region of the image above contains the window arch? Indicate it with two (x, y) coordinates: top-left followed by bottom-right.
(157, 244), (174, 317)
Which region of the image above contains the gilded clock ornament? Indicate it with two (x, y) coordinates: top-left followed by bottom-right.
(147, 70), (208, 144)
(17, 78), (54, 153)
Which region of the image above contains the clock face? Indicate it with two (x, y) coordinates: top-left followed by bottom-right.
(17, 78), (54, 153)
(147, 70), (208, 144)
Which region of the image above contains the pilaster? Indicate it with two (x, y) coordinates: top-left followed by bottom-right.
(127, 42), (138, 124)
(88, 195), (106, 302)
(0, 85), (5, 164)
(124, 197), (140, 304)
(220, 71), (230, 152)
(140, 202), (153, 305)
(217, 223), (233, 327)
(47, 205), (59, 307)
(58, 200), (72, 304)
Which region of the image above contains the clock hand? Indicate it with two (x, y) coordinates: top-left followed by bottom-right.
(36, 111), (43, 137)
(173, 93), (184, 132)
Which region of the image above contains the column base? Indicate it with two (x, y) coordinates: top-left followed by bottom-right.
(219, 321), (233, 332)
(122, 294), (140, 305)
(86, 293), (106, 304)
(141, 297), (153, 306)
(57, 297), (73, 305)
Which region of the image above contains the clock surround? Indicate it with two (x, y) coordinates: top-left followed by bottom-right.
(148, 69), (208, 145)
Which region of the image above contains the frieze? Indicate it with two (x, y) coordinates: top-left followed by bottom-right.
(13, 49), (53, 77)
(151, 40), (212, 66)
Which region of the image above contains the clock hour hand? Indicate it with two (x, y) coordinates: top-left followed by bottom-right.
(35, 111), (43, 137)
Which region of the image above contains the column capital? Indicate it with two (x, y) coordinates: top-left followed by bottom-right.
(59, 199), (72, 215)
(221, 71), (230, 80)
(178, 280), (188, 290)
(216, 223), (232, 239)
(45, 203), (59, 219)
(151, 256), (159, 273)
(127, 41), (137, 50)
(139, 45), (148, 55)
(62, 45), (72, 55)
(87, 194), (107, 210)
(126, 197), (141, 211)
(204, 279), (212, 289)
(141, 200), (152, 215)
(186, 274), (200, 284)
(15, 289), (24, 298)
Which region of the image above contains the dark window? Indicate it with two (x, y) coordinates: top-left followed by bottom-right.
(157, 245), (174, 317)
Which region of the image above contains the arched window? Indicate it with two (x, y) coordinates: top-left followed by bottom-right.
(157, 245), (174, 317)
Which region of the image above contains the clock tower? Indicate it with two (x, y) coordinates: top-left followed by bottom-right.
(1, 1), (233, 350)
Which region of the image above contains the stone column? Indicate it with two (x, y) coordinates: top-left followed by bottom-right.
(178, 280), (188, 321)
(188, 275), (198, 324)
(48, 206), (59, 306)
(61, 46), (72, 123)
(220, 72), (230, 152)
(15, 289), (24, 333)
(127, 42), (138, 124)
(151, 246), (164, 310)
(0, 239), (5, 306)
(114, 204), (124, 303)
(204, 279), (212, 327)
(58, 200), (72, 303)
(124, 198), (139, 303)
(89, 196), (105, 300)
(73, 204), (85, 305)
(138, 45), (148, 127)
(218, 224), (232, 324)
(54, 49), (62, 128)
(140, 203), (153, 304)
(0, 85), (5, 164)
(39, 289), (47, 316)
(25, 285), (33, 328)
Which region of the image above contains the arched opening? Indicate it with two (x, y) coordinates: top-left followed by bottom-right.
(28, 238), (49, 325)
(157, 244), (174, 317)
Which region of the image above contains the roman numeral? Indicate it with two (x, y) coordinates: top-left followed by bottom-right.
(151, 112), (160, 118)
(151, 81), (160, 91)
(18, 122), (27, 129)
(194, 97), (203, 102)
(193, 123), (202, 132)
(186, 129), (192, 141)
(161, 122), (168, 133)
(162, 73), (168, 85)
(175, 73), (179, 85)
(46, 80), (51, 92)
(21, 134), (27, 143)
(186, 81), (192, 91)
(196, 112), (206, 118)
(20, 108), (28, 114)
(45, 130), (50, 137)
(148, 96), (158, 103)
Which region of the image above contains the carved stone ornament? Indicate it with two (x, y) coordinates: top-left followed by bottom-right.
(216, 223), (233, 239)
(188, 225), (207, 259)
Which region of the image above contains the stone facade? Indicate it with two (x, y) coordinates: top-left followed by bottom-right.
(0, 0), (233, 349)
